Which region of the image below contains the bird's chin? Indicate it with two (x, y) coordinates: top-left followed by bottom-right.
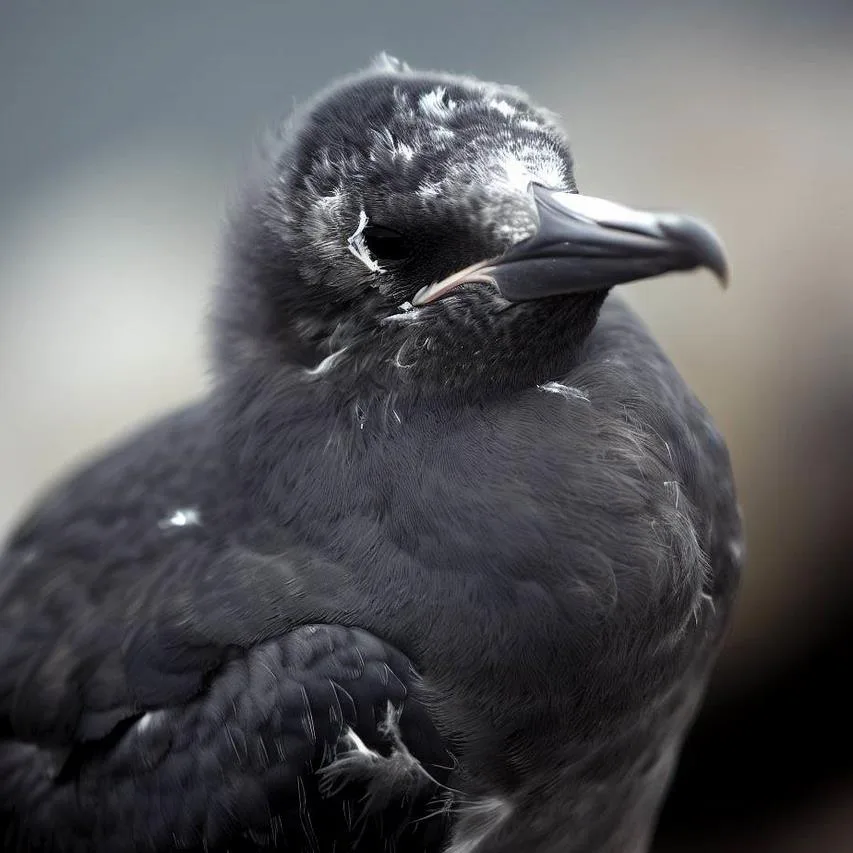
(449, 280), (509, 305)
(416, 283), (522, 326)
(381, 283), (506, 327)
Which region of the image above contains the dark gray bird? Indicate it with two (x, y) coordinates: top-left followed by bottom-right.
(0, 54), (743, 853)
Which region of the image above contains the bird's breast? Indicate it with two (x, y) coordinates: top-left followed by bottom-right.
(283, 382), (716, 713)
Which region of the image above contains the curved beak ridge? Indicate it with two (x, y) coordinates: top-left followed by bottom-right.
(412, 183), (729, 306)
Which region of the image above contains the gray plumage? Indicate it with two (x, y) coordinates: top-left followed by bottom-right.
(0, 54), (742, 853)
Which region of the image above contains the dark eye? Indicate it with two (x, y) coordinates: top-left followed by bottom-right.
(362, 225), (411, 262)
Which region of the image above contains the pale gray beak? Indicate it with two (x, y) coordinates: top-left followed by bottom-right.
(412, 184), (729, 306)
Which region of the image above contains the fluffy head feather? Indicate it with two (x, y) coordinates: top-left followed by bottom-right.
(212, 57), (602, 402)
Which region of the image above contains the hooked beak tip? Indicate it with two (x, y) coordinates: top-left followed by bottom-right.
(658, 214), (730, 289)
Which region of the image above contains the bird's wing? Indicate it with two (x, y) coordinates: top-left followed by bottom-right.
(0, 402), (356, 749)
(0, 536), (451, 850)
(0, 408), (452, 851)
(1, 612), (448, 851)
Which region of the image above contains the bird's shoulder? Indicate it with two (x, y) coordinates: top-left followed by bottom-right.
(3, 400), (227, 559)
(0, 402), (230, 740)
(0, 403), (452, 850)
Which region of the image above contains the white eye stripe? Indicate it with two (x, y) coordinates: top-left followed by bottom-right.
(346, 209), (385, 275)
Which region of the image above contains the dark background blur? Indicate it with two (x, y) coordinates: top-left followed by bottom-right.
(2, 2), (852, 849)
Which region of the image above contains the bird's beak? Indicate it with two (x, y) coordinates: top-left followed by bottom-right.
(412, 183), (729, 306)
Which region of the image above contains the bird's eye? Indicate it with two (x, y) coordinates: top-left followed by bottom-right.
(361, 225), (411, 262)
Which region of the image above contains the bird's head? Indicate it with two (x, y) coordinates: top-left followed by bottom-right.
(214, 54), (727, 400)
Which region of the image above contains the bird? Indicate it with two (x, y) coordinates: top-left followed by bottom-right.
(0, 53), (743, 853)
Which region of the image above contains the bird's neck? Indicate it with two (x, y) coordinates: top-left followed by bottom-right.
(313, 291), (610, 407)
(210, 289), (608, 526)
(401, 293), (608, 400)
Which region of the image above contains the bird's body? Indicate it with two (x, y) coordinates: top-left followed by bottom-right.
(0, 56), (742, 853)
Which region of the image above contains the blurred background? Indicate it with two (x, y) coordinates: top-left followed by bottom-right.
(1, 1), (851, 849)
